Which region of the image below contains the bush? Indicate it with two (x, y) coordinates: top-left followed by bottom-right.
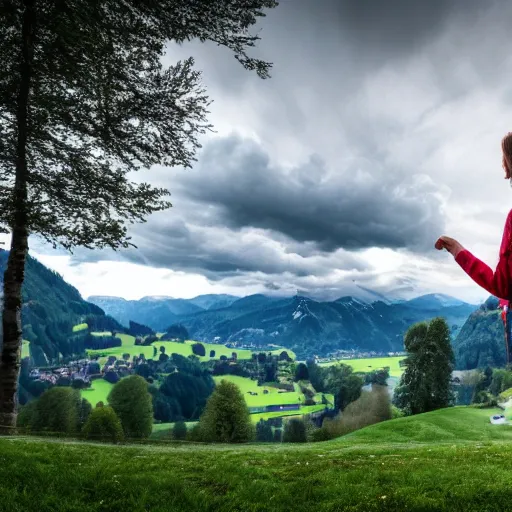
(391, 405), (405, 419)
(186, 424), (203, 442)
(29, 387), (82, 435)
(82, 406), (124, 443)
(192, 343), (206, 357)
(273, 428), (282, 443)
(256, 419), (273, 442)
(322, 385), (392, 439)
(209, 350), (215, 358)
(295, 363), (309, 381)
(198, 380), (254, 443)
(283, 418), (307, 443)
(172, 421), (187, 440)
(104, 371), (120, 384)
(16, 401), (38, 432)
(108, 375), (153, 439)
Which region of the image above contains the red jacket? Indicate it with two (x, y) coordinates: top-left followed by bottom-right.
(455, 209), (512, 309)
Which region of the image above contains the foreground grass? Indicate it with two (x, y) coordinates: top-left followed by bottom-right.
(3, 407), (512, 511)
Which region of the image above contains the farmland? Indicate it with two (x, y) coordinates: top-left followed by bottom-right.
(86, 332), (295, 365)
(2, 407), (512, 511)
(321, 355), (406, 377)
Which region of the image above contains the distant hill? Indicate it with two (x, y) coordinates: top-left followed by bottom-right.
(0, 250), (115, 366)
(453, 296), (506, 370)
(90, 291), (475, 359)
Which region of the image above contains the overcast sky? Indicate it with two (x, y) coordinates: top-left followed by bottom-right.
(28, 0), (512, 304)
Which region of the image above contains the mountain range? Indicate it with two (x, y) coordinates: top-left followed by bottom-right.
(88, 292), (476, 359)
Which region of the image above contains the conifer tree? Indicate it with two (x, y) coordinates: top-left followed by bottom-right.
(198, 380), (254, 443)
(394, 317), (455, 415)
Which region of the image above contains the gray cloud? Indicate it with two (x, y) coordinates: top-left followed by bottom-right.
(175, 135), (445, 251)
(31, 0), (512, 304)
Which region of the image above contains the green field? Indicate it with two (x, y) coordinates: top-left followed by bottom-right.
(80, 379), (114, 406)
(321, 356), (406, 377)
(21, 340), (30, 359)
(87, 337), (296, 365)
(3, 407), (512, 511)
(72, 323), (88, 333)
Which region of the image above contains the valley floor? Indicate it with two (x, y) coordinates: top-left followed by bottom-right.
(2, 407), (512, 511)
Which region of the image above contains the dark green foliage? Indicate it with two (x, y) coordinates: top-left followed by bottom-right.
(128, 321), (154, 338)
(159, 372), (214, 420)
(283, 419), (307, 443)
(365, 368), (389, 386)
(82, 406), (124, 444)
(326, 366), (364, 412)
(453, 298), (506, 369)
(16, 401), (37, 432)
(192, 343), (206, 357)
(84, 315), (125, 335)
(88, 362), (101, 375)
(273, 428), (282, 443)
(295, 363), (309, 381)
(307, 360), (325, 392)
(78, 399), (92, 430)
(210, 350), (215, 358)
(256, 419), (273, 442)
(103, 371), (120, 384)
(172, 421), (187, 441)
(161, 324), (189, 342)
(279, 351), (291, 361)
(108, 376), (153, 439)
(27, 387), (81, 435)
(198, 380), (254, 443)
(153, 346), (158, 358)
(394, 318), (455, 415)
(84, 334), (122, 350)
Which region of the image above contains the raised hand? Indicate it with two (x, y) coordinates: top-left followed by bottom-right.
(435, 236), (464, 258)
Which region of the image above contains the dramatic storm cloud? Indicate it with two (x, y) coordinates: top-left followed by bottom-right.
(28, 0), (512, 304)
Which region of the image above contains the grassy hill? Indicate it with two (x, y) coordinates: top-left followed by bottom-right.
(2, 407), (512, 511)
(321, 355), (406, 378)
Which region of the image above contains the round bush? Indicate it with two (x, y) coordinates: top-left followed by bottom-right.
(82, 406), (124, 443)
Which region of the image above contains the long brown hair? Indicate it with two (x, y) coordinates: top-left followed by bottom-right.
(502, 132), (512, 172)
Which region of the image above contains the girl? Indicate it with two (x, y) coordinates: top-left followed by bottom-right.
(436, 132), (512, 361)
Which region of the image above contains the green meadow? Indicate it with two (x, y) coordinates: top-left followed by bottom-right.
(80, 379), (114, 406)
(85, 332), (296, 365)
(2, 407), (512, 511)
(321, 356), (406, 377)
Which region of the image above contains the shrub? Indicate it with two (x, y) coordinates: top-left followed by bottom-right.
(29, 387), (82, 435)
(391, 405), (405, 419)
(16, 401), (38, 432)
(104, 371), (120, 384)
(256, 419), (273, 442)
(322, 385), (392, 439)
(172, 421), (188, 440)
(192, 343), (206, 357)
(198, 380), (254, 443)
(295, 363), (309, 381)
(283, 418), (307, 443)
(210, 350), (215, 358)
(108, 375), (153, 439)
(186, 424), (203, 442)
(273, 428), (282, 443)
(82, 406), (124, 443)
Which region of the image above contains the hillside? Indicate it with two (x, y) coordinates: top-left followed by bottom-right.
(1, 407), (512, 511)
(453, 296), (506, 369)
(0, 250), (115, 366)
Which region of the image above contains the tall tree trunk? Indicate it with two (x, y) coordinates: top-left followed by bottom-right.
(0, 0), (34, 434)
